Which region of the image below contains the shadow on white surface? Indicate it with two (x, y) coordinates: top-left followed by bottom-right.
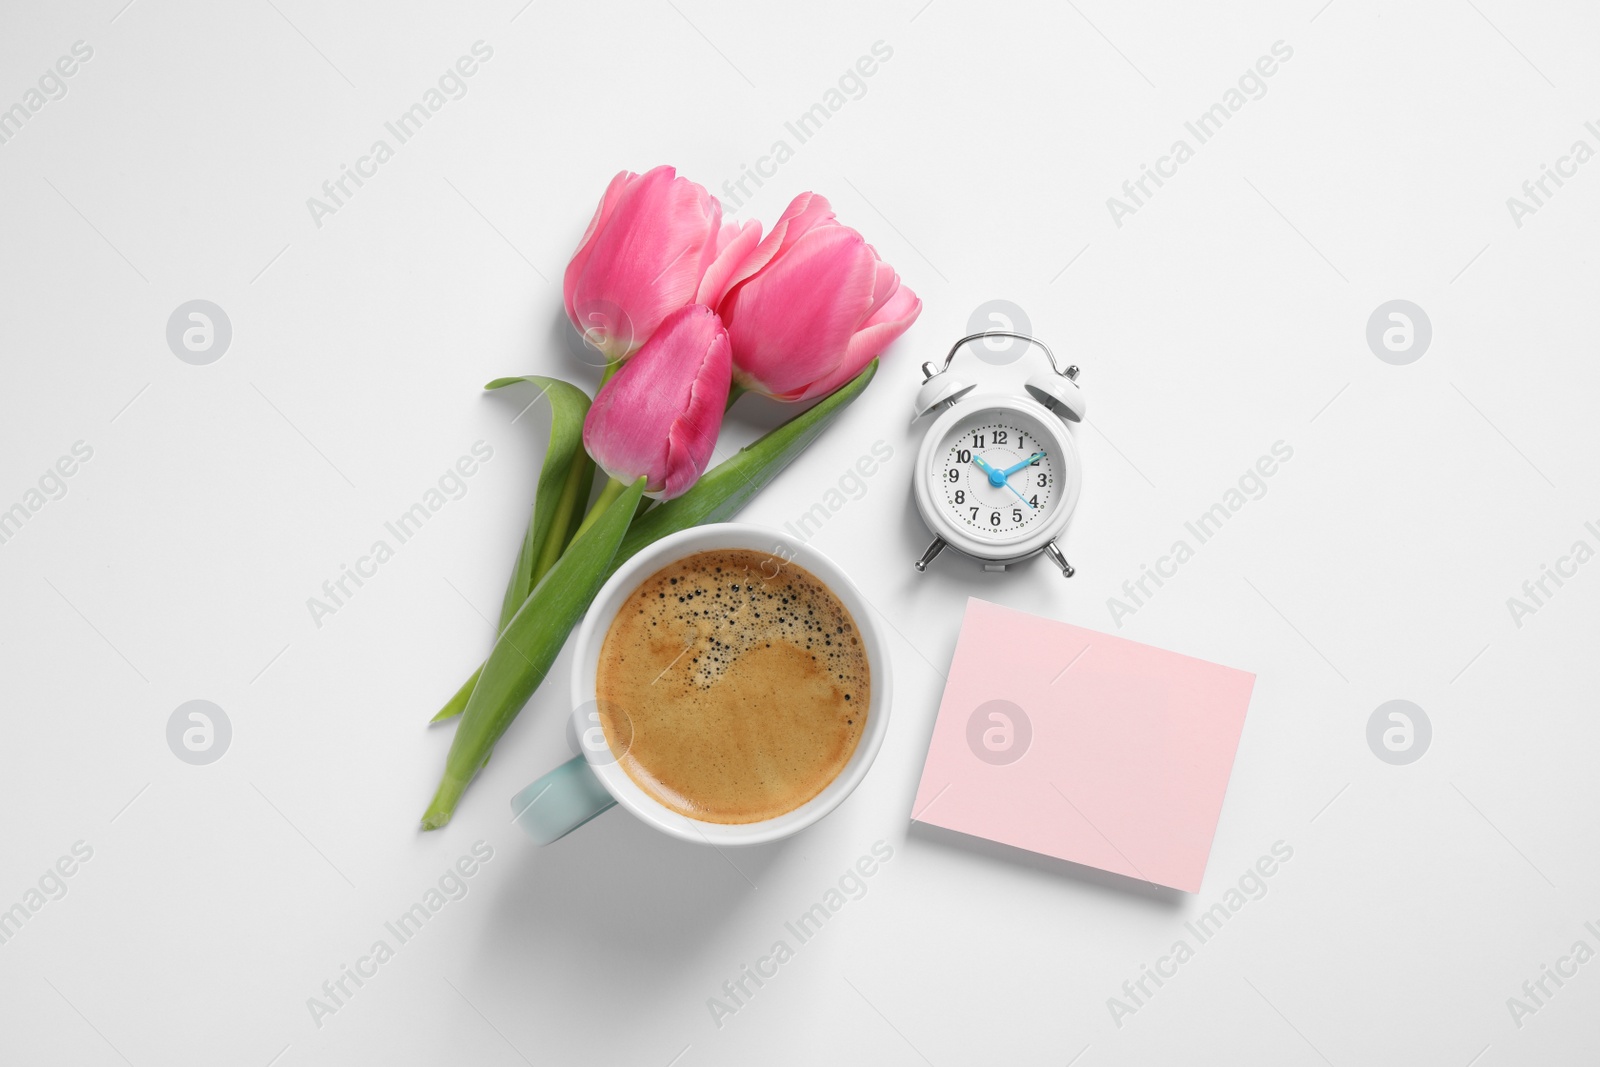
(473, 803), (792, 970)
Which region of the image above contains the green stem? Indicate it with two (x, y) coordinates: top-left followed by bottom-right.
(724, 383), (746, 411)
(425, 772), (471, 830)
(571, 476), (630, 542)
(563, 365), (625, 547)
(532, 451), (590, 584)
(565, 464), (596, 544)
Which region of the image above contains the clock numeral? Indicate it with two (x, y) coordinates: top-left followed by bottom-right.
(1029, 495), (1038, 507)
(990, 511), (1001, 526)
(1030, 455), (1041, 466)
(954, 490), (965, 503)
(1012, 508), (1022, 522)
(1037, 473), (1047, 486)
(947, 468), (960, 482)
(969, 507), (979, 520)
(972, 434), (985, 448)
(956, 449), (972, 464)
(994, 430), (1007, 444)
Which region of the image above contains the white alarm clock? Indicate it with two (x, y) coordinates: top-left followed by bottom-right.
(911, 332), (1085, 576)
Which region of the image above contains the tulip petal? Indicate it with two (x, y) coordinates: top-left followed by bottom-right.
(807, 283), (921, 400)
(563, 169), (636, 326)
(696, 217), (762, 307)
(661, 356), (727, 499)
(862, 255), (901, 321)
(583, 304), (731, 499)
(567, 165), (722, 360)
(718, 192), (838, 299)
(724, 226), (877, 400)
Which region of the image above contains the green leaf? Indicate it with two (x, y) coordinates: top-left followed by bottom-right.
(429, 664), (481, 724)
(430, 377), (592, 725)
(421, 476), (646, 830)
(485, 376), (594, 631)
(607, 359), (878, 579)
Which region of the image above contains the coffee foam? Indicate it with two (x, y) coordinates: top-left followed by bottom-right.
(627, 550), (867, 693)
(596, 548), (870, 824)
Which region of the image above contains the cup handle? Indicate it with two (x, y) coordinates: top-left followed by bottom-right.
(509, 756), (617, 844)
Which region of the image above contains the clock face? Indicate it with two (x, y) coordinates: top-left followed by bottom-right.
(936, 412), (1057, 539)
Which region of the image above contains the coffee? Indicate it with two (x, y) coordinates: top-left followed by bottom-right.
(595, 548), (870, 824)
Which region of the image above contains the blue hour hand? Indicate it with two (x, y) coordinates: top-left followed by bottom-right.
(971, 454), (1006, 486)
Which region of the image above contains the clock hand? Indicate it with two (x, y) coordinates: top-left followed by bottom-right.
(972, 452), (1035, 506)
(1003, 480), (1035, 509)
(999, 451), (1046, 478)
(971, 454), (1006, 486)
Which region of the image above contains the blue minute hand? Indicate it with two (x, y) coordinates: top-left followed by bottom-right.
(1000, 451), (1046, 478)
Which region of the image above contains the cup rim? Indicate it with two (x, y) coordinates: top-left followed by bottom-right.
(569, 522), (892, 846)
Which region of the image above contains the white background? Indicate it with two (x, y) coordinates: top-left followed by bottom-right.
(2, 0), (1597, 1064)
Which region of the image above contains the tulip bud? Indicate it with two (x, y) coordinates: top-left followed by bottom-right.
(564, 166), (761, 365)
(718, 193), (921, 402)
(582, 304), (731, 500)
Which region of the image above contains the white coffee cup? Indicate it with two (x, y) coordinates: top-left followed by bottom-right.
(510, 523), (893, 846)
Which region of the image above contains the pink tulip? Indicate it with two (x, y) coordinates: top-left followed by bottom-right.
(717, 193), (921, 403)
(564, 166), (761, 364)
(583, 304), (731, 500)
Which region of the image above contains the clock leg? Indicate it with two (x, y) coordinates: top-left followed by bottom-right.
(1043, 540), (1075, 578)
(913, 537), (947, 572)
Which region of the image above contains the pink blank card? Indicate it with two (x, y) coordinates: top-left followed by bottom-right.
(910, 599), (1255, 892)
